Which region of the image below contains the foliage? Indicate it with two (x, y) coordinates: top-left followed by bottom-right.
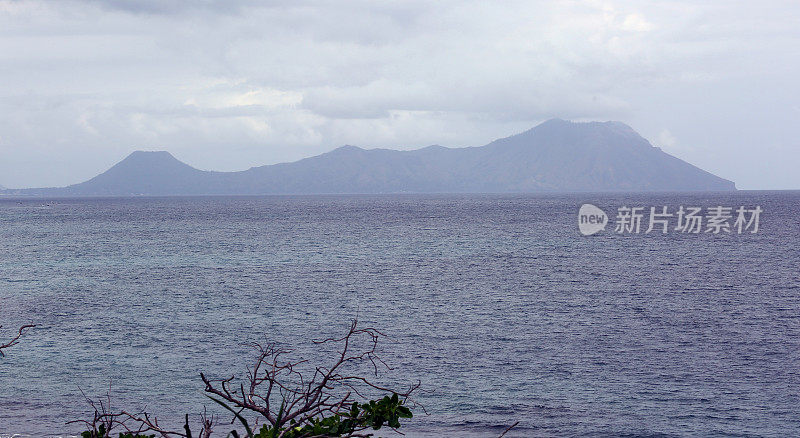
(81, 423), (155, 438)
(211, 393), (413, 438)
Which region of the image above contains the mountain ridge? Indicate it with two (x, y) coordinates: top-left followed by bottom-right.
(2, 119), (736, 195)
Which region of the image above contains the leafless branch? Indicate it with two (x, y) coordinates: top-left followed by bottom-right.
(0, 324), (35, 356)
(201, 319), (420, 435)
(71, 319), (416, 437)
(70, 385), (214, 438)
(498, 420), (520, 438)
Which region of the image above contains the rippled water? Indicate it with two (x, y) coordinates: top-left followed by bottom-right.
(1, 193), (799, 437)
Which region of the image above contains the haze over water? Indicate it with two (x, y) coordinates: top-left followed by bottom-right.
(1, 192), (799, 437)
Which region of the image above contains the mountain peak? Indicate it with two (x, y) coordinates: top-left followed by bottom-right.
(60, 150), (205, 195)
(540, 117), (570, 125)
(107, 150), (193, 174)
(419, 144), (448, 151)
(502, 118), (643, 145)
(129, 150), (172, 155)
(123, 150), (179, 161)
(325, 145), (367, 156)
(534, 118), (633, 131)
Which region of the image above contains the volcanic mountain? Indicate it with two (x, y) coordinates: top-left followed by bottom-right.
(5, 119), (735, 195)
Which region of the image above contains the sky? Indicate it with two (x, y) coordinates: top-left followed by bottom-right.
(1, 0), (798, 189)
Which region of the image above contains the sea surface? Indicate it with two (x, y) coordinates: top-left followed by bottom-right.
(1, 193), (799, 437)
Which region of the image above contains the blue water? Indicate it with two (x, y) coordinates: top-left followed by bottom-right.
(1, 193), (799, 437)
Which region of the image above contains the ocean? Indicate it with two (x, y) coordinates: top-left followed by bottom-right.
(1, 192), (799, 437)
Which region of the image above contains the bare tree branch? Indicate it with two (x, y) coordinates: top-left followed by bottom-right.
(72, 319), (416, 437)
(70, 385), (215, 438)
(201, 319), (420, 436)
(0, 324), (35, 356)
(497, 421), (520, 438)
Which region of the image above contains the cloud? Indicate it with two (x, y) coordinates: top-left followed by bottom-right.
(621, 13), (654, 32)
(65, 0), (272, 15)
(657, 129), (677, 149)
(1, 0), (799, 188)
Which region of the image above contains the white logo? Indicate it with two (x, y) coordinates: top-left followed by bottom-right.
(577, 204), (762, 235)
(578, 204), (608, 236)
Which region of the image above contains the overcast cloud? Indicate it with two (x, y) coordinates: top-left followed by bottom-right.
(1, 0), (798, 189)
